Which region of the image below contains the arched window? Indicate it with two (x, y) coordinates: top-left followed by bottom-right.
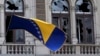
(51, 0), (71, 43)
(5, 0), (24, 43)
(5, 0), (24, 12)
(75, 0), (94, 44)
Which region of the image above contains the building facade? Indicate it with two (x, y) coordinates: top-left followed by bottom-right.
(0, 0), (100, 56)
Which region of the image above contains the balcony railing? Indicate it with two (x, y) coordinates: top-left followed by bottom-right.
(51, 44), (100, 55)
(0, 44), (35, 55)
(0, 44), (99, 56)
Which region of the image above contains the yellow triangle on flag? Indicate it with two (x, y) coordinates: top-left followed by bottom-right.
(32, 18), (55, 43)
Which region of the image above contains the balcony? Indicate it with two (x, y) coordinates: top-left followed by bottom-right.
(0, 44), (99, 56)
(51, 44), (100, 56)
(0, 44), (35, 56)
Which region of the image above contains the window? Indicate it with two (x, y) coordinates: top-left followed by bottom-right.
(51, 0), (71, 43)
(76, 0), (92, 12)
(5, 0), (24, 43)
(52, 0), (68, 12)
(5, 0), (23, 12)
(75, 0), (94, 44)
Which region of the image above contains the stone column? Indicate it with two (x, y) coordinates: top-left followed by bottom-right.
(70, 0), (78, 44)
(35, 0), (50, 55)
(93, 0), (100, 44)
(0, 0), (5, 44)
(45, 0), (52, 23)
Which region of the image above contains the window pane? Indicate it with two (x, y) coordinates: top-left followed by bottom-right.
(52, 17), (59, 26)
(84, 18), (94, 43)
(76, 17), (94, 44)
(61, 17), (68, 33)
(15, 30), (25, 43)
(5, 0), (23, 12)
(76, 0), (92, 12)
(52, 0), (68, 12)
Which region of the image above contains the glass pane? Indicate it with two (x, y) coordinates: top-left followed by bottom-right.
(76, 17), (94, 43)
(84, 18), (93, 43)
(5, 0), (23, 12)
(61, 17), (68, 33)
(52, 17), (59, 27)
(52, 0), (68, 12)
(15, 30), (24, 43)
(76, 0), (92, 12)
(52, 17), (58, 26)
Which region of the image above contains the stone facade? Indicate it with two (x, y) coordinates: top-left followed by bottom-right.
(0, 0), (100, 55)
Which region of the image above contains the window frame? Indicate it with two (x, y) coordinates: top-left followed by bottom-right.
(4, 0), (25, 44)
(75, 0), (95, 44)
(51, 0), (71, 44)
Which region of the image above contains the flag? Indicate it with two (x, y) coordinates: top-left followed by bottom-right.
(8, 15), (66, 51)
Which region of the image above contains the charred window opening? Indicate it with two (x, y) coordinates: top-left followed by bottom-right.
(76, 0), (92, 12)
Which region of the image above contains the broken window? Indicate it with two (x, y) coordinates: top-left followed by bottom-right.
(76, 0), (94, 44)
(84, 18), (94, 43)
(51, 0), (68, 12)
(5, 0), (25, 43)
(76, 0), (92, 12)
(76, 17), (94, 44)
(51, 0), (71, 44)
(5, 0), (23, 12)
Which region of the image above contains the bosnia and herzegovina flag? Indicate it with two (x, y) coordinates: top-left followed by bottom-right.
(8, 15), (66, 51)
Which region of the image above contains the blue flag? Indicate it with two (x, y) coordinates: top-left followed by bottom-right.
(8, 15), (66, 51)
